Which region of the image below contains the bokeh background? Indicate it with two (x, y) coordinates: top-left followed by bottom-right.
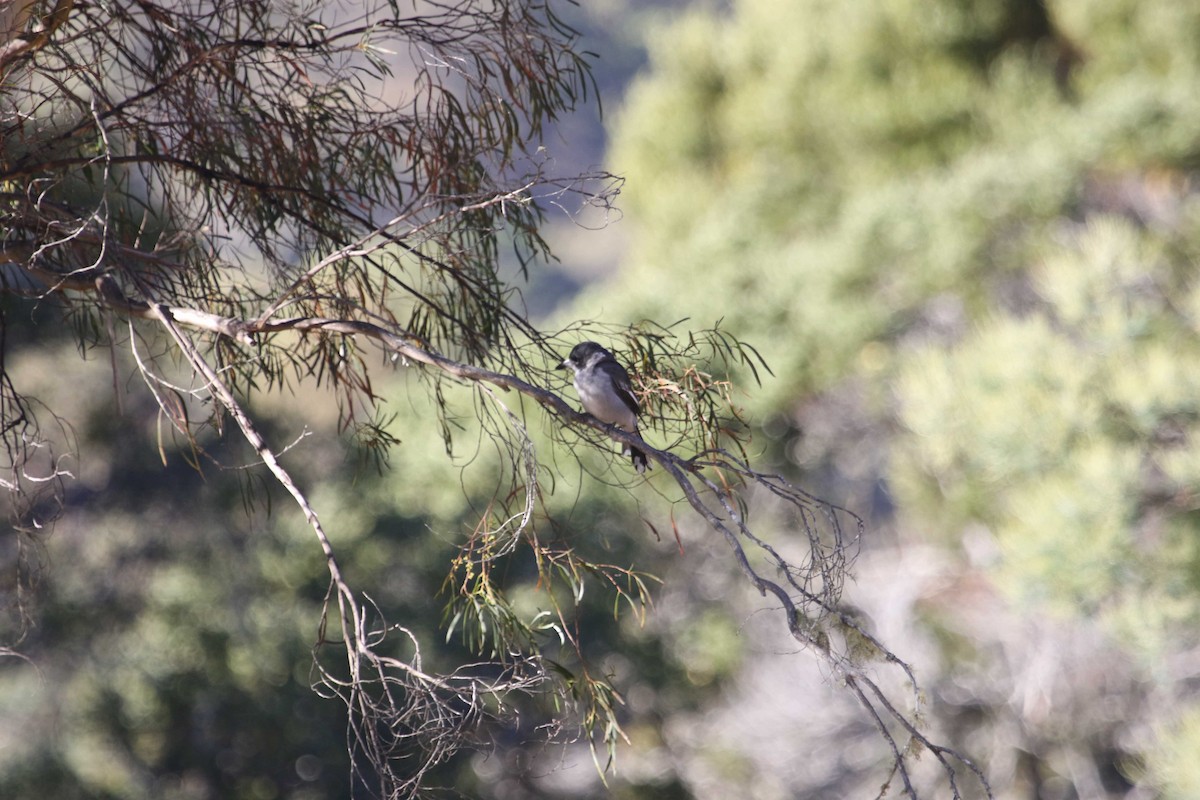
(6, 0), (1200, 797)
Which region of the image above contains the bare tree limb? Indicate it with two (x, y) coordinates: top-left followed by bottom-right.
(0, 260), (995, 797)
(0, 0), (996, 790)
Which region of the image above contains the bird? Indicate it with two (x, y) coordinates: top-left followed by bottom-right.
(558, 341), (649, 473)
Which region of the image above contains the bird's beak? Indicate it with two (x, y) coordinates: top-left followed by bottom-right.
(557, 359), (570, 371)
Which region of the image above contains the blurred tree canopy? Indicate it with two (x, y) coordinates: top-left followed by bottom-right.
(607, 0), (1200, 406)
(0, 0), (980, 798)
(600, 0), (1200, 796)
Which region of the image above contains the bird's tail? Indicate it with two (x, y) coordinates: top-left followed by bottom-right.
(617, 426), (650, 473)
(630, 445), (649, 474)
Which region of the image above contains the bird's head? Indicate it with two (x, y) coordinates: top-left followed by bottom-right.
(558, 341), (611, 373)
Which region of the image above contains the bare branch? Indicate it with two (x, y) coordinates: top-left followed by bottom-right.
(70, 269), (984, 793)
(0, 0), (994, 794)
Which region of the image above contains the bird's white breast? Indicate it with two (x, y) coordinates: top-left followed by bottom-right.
(575, 377), (637, 432)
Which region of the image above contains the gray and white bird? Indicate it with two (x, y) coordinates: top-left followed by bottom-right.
(558, 341), (649, 473)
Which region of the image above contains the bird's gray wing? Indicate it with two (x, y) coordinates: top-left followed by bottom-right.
(597, 359), (640, 418)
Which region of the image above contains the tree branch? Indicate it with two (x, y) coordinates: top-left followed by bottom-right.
(1, 260), (993, 797)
